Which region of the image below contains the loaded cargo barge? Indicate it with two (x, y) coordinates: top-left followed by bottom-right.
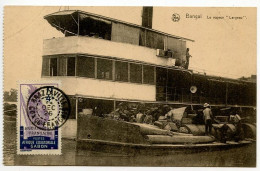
(41, 8), (256, 153)
(76, 115), (254, 155)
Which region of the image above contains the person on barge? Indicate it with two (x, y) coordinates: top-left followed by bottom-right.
(203, 103), (213, 135)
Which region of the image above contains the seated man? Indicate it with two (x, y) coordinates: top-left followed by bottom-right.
(143, 114), (153, 124)
(230, 114), (243, 141)
(136, 112), (145, 123)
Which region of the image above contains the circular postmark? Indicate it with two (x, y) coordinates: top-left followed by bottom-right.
(27, 86), (71, 130)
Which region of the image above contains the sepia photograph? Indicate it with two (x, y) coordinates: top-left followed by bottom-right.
(3, 6), (257, 167)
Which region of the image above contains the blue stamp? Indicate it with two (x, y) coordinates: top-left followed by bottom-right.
(17, 81), (67, 155)
(19, 126), (59, 150)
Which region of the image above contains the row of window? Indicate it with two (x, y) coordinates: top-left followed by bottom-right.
(42, 55), (155, 85)
(42, 55), (256, 106)
(42, 57), (76, 77)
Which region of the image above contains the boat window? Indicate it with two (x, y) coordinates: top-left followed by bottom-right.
(79, 14), (112, 40)
(167, 37), (186, 56)
(111, 23), (140, 45)
(97, 58), (113, 80)
(50, 58), (57, 76)
(115, 61), (128, 82)
(227, 82), (242, 105)
(139, 29), (165, 50)
(67, 57), (76, 76)
(77, 56), (95, 78)
(78, 98), (114, 117)
(156, 67), (167, 101)
(216, 81), (226, 105)
(192, 75), (206, 104)
(143, 65), (155, 85)
(42, 57), (50, 76)
(167, 69), (175, 101)
(130, 63), (142, 83)
(179, 71), (192, 103)
(68, 96), (76, 119)
(57, 57), (67, 76)
(156, 67), (167, 86)
(139, 28), (146, 47)
(242, 82), (256, 106)
(146, 31), (164, 49)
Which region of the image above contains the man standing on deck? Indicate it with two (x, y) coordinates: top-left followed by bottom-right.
(185, 48), (192, 69)
(203, 103), (213, 135)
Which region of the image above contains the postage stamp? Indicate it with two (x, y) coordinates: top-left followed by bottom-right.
(17, 80), (69, 155)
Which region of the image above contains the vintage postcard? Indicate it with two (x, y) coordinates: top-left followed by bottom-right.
(3, 6), (256, 166)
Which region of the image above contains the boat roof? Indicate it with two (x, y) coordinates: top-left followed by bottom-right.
(44, 10), (195, 42)
(192, 72), (256, 84)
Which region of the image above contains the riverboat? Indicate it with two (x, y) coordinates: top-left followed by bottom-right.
(42, 8), (256, 153)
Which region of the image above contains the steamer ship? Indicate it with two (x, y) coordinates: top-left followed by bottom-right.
(42, 7), (256, 153)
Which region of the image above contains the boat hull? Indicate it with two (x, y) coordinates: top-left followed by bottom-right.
(76, 138), (252, 156)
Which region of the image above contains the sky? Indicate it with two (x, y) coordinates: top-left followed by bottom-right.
(3, 6), (256, 91)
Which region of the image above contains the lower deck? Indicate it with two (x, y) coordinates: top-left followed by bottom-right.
(62, 95), (256, 139)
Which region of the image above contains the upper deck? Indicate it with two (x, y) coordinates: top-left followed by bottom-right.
(44, 10), (194, 67)
(43, 36), (176, 67)
(42, 10), (256, 107)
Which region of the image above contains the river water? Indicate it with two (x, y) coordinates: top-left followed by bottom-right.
(3, 116), (256, 167)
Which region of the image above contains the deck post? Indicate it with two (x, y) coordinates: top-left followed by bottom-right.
(94, 58), (97, 79)
(128, 63), (130, 82)
(166, 69), (168, 102)
(77, 12), (80, 35)
(112, 60), (115, 81)
(75, 96), (78, 120)
(225, 82), (228, 106)
(181, 88), (184, 103)
(141, 64), (144, 84)
(113, 100), (116, 111)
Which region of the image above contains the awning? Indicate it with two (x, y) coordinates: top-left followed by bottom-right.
(44, 10), (79, 35)
(45, 10), (76, 17)
(44, 10), (195, 42)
